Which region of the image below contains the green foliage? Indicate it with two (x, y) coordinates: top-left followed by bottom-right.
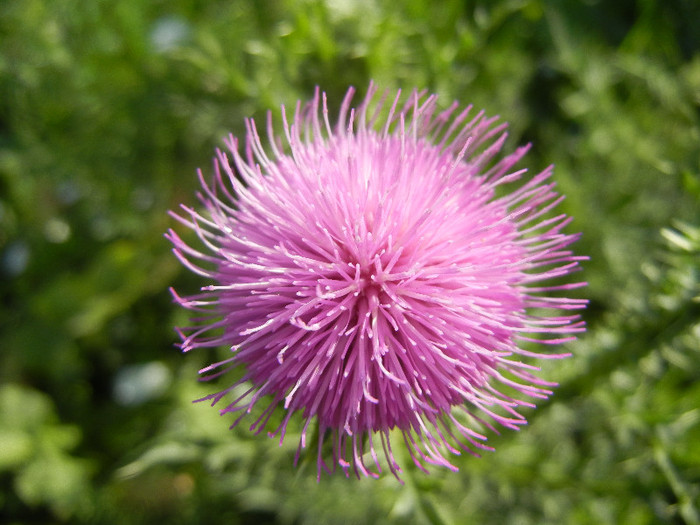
(1, 0), (698, 523)
(0, 384), (94, 520)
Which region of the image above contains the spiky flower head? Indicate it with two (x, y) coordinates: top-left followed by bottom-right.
(167, 84), (587, 480)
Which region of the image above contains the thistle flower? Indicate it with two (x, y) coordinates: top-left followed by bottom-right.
(167, 84), (587, 480)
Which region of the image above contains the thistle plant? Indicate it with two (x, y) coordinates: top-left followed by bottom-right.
(167, 84), (587, 479)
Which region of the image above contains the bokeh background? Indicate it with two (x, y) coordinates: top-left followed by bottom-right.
(1, 0), (699, 523)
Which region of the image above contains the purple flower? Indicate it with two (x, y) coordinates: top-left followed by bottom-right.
(167, 84), (587, 480)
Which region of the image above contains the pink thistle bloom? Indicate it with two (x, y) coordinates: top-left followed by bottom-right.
(166, 84), (587, 480)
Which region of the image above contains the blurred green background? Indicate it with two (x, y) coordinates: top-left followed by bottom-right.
(1, 0), (699, 523)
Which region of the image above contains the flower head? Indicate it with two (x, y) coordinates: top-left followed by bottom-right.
(167, 84), (587, 480)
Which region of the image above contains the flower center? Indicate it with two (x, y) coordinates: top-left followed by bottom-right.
(358, 277), (382, 312)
